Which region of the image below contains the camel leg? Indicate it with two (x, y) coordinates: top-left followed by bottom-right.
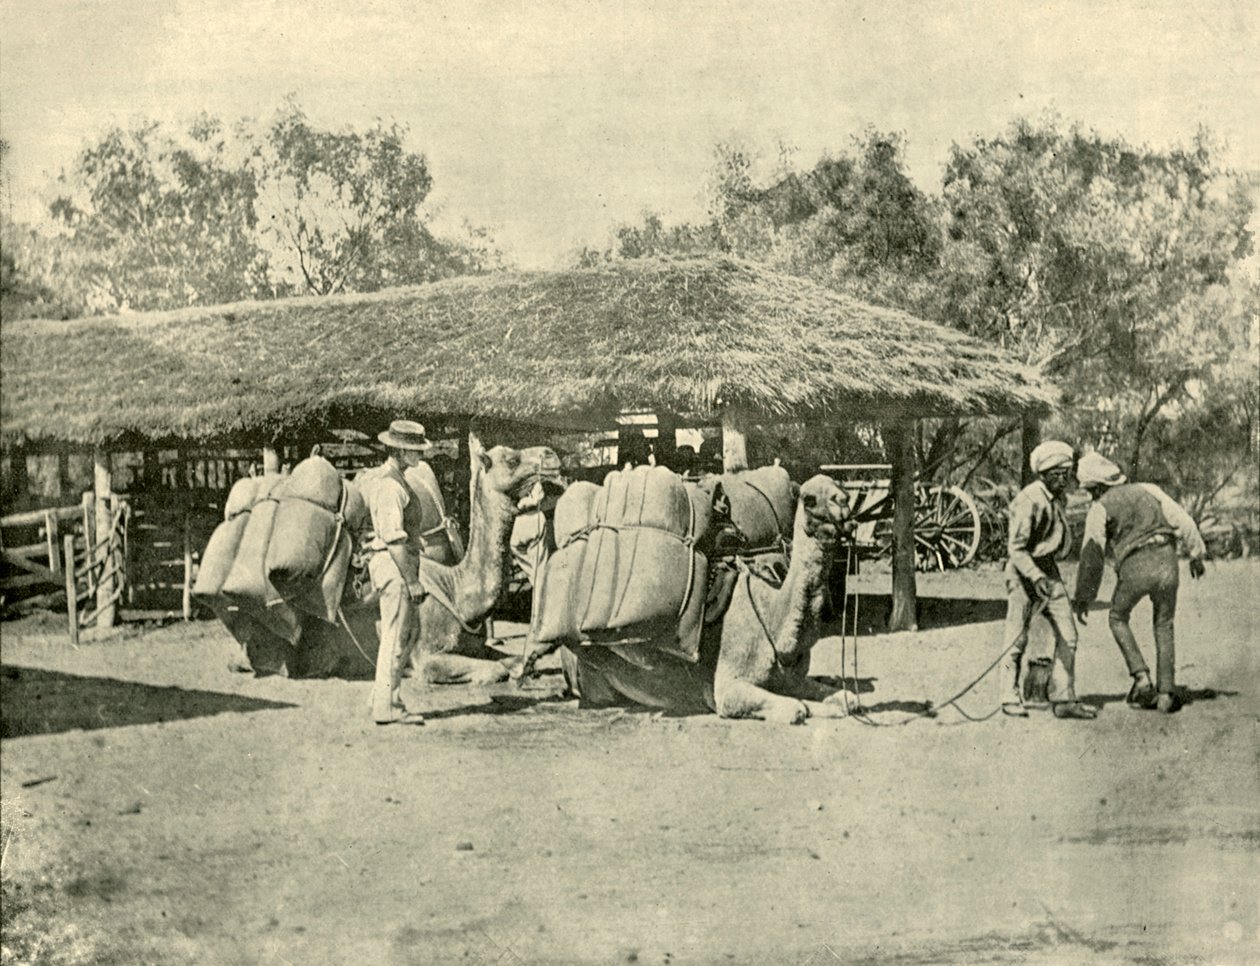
(776, 673), (858, 719)
(413, 606), (512, 685)
(514, 637), (564, 682)
(714, 674), (808, 724)
(418, 653), (510, 686)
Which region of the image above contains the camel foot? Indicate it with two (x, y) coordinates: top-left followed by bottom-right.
(808, 691), (858, 719)
(751, 698), (809, 725)
(469, 661), (511, 686)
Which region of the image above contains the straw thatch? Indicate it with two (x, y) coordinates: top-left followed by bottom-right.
(1, 256), (1054, 446)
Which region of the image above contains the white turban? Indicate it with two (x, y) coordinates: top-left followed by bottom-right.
(1029, 440), (1074, 474)
(1076, 451), (1127, 487)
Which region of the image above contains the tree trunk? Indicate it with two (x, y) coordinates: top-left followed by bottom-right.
(1020, 414), (1042, 488)
(886, 419), (918, 632)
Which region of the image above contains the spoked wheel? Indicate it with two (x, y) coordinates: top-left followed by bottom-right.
(874, 484), (982, 571)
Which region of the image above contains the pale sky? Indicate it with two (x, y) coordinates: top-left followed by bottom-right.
(2, 0), (1257, 269)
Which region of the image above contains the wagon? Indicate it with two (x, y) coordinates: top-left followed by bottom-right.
(821, 463), (983, 571)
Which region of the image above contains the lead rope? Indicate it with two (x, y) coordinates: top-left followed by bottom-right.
(337, 605), (376, 670)
(844, 592), (1044, 728)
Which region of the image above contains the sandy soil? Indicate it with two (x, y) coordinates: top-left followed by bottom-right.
(2, 561), (1258, 965)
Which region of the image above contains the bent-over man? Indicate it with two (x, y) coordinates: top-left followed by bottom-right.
(999, 440), (1097, 720)
(1071, 451), (1206, 714)
(358, 420), (434, 725)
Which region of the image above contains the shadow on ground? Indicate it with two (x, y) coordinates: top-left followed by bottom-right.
(0, 665), (297, 738)
(1077, 685), (1240, 709)
(825, 594), (1007, 635)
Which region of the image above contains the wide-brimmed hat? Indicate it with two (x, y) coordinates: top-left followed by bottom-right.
(378, 420), (431, 451)
(1077, 451), (1127, 487)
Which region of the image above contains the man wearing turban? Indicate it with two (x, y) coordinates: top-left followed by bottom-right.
(1071, 451), (1206, 713)
(999, 440), (1097, 719)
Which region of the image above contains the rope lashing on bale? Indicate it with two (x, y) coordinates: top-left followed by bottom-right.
(563, 521), (698, 549)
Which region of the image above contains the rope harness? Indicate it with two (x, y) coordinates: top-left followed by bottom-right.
(337, 605), (377, 670)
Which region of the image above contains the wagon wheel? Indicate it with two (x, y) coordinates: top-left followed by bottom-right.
(873, 484), (982, 571)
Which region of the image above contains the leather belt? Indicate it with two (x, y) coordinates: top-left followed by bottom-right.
(1131, 534), (1173, 553)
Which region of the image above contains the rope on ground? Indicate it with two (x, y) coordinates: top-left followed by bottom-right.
(838, 571), (1045, 727)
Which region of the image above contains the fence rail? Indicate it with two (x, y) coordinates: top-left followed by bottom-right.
(1, 497), (129, 645)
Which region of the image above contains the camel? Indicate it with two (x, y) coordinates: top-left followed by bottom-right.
(411, 440), (561, 686)
(519, 473), (856, 723)
(707, 473), (857, 723)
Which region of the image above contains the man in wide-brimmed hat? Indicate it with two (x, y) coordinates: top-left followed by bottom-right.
(999, 440), (1097, 720)
(1071, 451), (1206, 714)
(357, 419), (435, 725)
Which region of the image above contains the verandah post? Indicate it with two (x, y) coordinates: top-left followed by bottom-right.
(93, 448), (116, 629)
(886, 418), (918, 632)
(721, 409), (749, 474)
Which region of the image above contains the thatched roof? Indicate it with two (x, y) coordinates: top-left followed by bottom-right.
(1, 257), (1054, 446)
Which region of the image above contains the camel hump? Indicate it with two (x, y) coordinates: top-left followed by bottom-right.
(535, 465), (709, 663)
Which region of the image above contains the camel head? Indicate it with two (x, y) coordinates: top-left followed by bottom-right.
(476, 445), (563, 511)
(795, 475), (854, 550)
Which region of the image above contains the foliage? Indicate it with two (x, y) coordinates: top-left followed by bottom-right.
(585, 130), (942, 314)
(1129, 274), (1259, 523)
(252, 102), (453, 295)
(938, 119), (1254, 476)
(47, 115), (269, 311)
(1, 213), (103, 320)
(586, 120), (1256, 533)
(7, 103), (501, 316)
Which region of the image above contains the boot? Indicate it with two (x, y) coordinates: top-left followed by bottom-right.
(1022, 661), (1052, 708)
(1126, 674), (1156, 709)
(1155, 692), (1182, 714)
(1052, 701), (1098, 720)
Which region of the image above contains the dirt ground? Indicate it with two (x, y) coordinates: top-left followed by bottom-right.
(2, 561), (1258, 965)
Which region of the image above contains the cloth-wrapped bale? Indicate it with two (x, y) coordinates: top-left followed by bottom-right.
(694, 465), (796, 554)
(265, 456), (366, 623)
(220, 481), (301, 645)
(193, 475), (280, 601)
(533, 466), (713, 662)
(196, 474), (298, 650)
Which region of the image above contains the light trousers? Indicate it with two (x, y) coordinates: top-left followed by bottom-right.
(999, 569), (1079, 706)
(368, 552), (420, 721)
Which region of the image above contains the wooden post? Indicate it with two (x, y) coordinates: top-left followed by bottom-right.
(63, 533), (79, 647)
(182, 511), (193, 621)
(262, 445), (281, 475)
(721, 409), (749, 474)
(886, 419), (918, 632)
(654, 412), (678, 469)
(45, 511), (60, 576)
(1020, 414), (1041, 488)
(81, 490), (95, 561)
(93, 449), (116, 629)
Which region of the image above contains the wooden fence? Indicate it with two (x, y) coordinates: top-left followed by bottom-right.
(1, 493), (129, 645)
